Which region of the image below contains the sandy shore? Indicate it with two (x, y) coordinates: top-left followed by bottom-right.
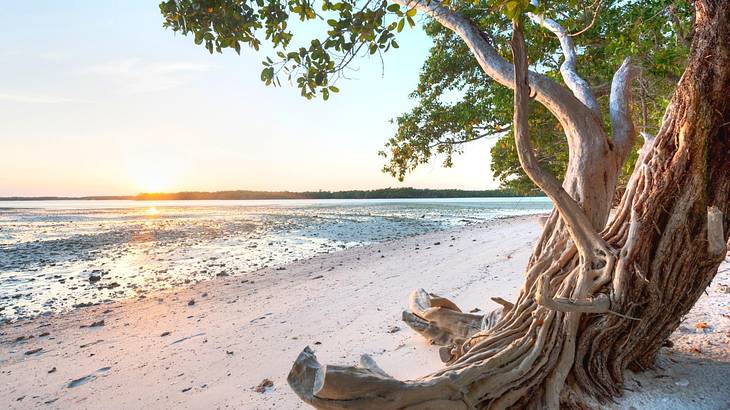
(1, 215), (728, 409)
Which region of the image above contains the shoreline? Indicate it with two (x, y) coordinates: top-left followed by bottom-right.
(1, 215), (728, 409)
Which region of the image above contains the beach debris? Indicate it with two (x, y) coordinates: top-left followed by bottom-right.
(160, 331), (171, 337)
(170, 332), (206, 345)
(311, 275), (324, 280)
(387, 326), (401, 333)
(470, 308), (482, 313)
(80, 320), (105, 328)
(187, 299), (196, 306)
(88, 272), (102, 283)
(182, 387), (192, 393)
(39, 332), (50, 337)
(718, 283), (729, 293)
(79, 339), (103, 349)
(254, 378), (274, 393)
(314, 341), (322, 345)
(24, 347), (43, 355)
(68, 374), (96, 388)
(694, 322), (712, 332)
(48, 367), (57, 374)
(67, 366), (111, 388)
(675, 379), (690, 387)
(433, 242), (441, 246)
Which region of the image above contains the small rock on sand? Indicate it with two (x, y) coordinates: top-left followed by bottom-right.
(387, 326), (401, 333)
(254, 378), (274, 393)
(188, 299), (196, 306)
(160, 331), (171, 337)
(24, 347), (42, 355)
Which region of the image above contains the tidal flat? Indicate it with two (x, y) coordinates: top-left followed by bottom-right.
(0, 198), (551, 320)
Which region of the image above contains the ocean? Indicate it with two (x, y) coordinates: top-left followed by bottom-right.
(0, 198), (551, 320)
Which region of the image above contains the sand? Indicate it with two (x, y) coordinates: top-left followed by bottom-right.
(1, 215), (728, 409)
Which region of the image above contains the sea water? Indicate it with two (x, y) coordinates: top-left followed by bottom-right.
(0, 198), (551, 320)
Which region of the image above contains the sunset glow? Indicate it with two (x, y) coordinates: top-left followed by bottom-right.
(126, 157), (183, 194)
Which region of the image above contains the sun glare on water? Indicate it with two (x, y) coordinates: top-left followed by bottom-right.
(146, 207), (160, 216)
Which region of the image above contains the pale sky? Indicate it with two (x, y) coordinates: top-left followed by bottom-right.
(0, 1), (499, 197)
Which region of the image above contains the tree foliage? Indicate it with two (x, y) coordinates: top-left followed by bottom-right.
(383, 0), (693, 193)
(160, 0), (418, 99)
(160, 0), (693, 193)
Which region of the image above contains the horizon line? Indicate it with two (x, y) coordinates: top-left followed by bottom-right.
(0, 187), (543, 201)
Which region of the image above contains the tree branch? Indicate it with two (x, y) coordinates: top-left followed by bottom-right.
(528, 12), (601, 117)
(536, 276), (610, 314)
(610, 58), (638, 162)
(510, 17), (607, 262)
(392, 0), (599, 141)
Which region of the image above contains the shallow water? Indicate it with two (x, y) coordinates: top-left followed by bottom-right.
(0, 198), (551, 320)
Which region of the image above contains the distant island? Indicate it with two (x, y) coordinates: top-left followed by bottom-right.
(1, 188), (543, 201)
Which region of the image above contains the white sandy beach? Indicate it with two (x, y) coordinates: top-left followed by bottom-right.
(1, 215), (728, 409)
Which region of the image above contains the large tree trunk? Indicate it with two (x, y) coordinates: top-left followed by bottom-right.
(287, 1), (730, 408)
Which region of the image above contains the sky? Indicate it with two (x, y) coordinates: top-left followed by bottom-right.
(0, 1), (500, 197)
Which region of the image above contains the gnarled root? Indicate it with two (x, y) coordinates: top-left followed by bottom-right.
(402, 289), (513, 362)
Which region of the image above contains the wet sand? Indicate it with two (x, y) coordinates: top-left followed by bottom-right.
(1, 215), (728, 409)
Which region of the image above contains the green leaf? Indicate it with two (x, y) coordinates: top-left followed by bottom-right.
(406, 7), (417, 17)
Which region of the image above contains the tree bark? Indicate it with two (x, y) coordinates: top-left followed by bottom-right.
(287, 0), (730, 408)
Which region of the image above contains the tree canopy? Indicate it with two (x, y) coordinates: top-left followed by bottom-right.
(160, 0), (693, 193)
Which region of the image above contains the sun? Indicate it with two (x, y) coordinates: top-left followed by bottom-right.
(126, 157), (183, 194)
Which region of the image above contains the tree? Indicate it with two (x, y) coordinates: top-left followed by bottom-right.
(381, 1), (693, 195)
(161, 0), (729, 407)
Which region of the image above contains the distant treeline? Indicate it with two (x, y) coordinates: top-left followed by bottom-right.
(133, 188), (541, 200)
(1, 188), (543, 201)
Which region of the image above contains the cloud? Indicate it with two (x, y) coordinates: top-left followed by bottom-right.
(0, 93), (91, 104)
(84, 58), (215, 94)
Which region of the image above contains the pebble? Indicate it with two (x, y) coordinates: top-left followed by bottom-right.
(254, 378), (274, 393)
